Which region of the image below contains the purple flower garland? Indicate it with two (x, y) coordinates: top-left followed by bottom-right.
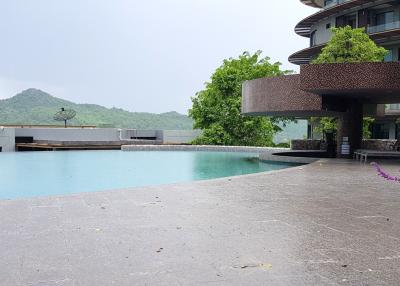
(371, 162), (400, 182)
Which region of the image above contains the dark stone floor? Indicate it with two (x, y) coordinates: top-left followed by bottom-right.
(1, 159), (400, 285)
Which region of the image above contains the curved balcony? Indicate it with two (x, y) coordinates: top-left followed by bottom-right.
(242, 75), (324, 117)
(289, 24), (400, 65)
(288, 44), (325, 65)
(300, 0), (324, 8)
(295, 0), (369, 37)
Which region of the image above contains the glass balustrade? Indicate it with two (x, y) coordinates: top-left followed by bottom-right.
(324, 0), (351, 9)
(367, 21), (400, 34)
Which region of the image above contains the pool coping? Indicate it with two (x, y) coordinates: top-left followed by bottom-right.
(121, 144), (320, 164)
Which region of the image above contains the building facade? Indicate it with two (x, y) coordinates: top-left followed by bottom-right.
(242, 0), (400, 156)
(293, 0), (400, 140)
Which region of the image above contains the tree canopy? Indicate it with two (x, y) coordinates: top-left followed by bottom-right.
(312, 26), (388, 64)
(189, 51), (291, 146)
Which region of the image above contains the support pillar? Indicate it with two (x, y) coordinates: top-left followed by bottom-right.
(336, 101), (363, 158)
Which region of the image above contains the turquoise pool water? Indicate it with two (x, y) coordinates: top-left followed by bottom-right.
(0, 151), (298, 199)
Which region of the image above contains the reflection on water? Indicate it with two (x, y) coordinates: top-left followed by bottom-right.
(191, 152), (291, 180)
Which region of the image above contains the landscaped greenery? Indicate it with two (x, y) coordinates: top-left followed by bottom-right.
(189, 51), (293, 146)
(312, 26), (388, 64)
(0, 89), (194, 130)
(311, 26), (386, 138)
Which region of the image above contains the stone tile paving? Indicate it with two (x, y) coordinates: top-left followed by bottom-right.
(1, 159), (400, 285)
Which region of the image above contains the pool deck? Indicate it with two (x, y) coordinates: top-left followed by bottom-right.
(1, 159), (400, 285)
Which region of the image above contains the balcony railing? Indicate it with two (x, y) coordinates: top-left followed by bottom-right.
(367, 21), (400, 34)
(323, 0), (351, 9)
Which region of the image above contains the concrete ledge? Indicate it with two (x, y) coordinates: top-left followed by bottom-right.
(122, 144), (289, 154)
(260, 152), (320, 164)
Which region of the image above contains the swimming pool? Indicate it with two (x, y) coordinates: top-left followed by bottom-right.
(0, 151), (298, 199)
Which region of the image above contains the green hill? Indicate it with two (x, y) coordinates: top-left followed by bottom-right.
(0, 89), (194, 130)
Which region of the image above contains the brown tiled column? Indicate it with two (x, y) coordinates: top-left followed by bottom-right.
(336, 101), (363, 158)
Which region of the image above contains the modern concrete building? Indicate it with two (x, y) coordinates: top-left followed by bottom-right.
(242, 0), (400, 156)
(294, 0), (400, 140)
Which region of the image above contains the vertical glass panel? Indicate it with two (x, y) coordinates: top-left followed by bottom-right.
(376, 11), (394, 26)
(372, 123), (390, 139)
(384, 49), (393, 62)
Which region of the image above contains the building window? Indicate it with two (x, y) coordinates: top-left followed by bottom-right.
(336, 14), (357, 28)
(388, 104), (400, 111)
(310, 30), (317, 47)
(372, 123), (390, 139)
(396, 124), (400, 140)
(384, 49), (393, 62)
(345, 14), (357, 28)
(324, 0), (335, 7)
(326, 23), (331, 29)
(376, 11), (394, 26)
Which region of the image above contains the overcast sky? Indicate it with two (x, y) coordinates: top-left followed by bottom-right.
(0, 0), (315, 114)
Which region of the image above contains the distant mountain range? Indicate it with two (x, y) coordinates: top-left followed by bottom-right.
(0, 89), (194, 130)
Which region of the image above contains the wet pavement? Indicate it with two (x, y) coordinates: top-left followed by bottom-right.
(1, 159), (400, 285)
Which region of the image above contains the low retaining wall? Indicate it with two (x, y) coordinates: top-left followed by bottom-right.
(291, 139), (322, 150)
(362, 139), (397, 151)
(260, 152), (319, 164)
(292, 139), (398, 152)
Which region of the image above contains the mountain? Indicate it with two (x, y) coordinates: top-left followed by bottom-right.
(0, 89), (194, 130)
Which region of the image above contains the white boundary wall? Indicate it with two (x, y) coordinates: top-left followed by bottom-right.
(15, 128), (120, 142)
(160, 130), (202, 144)
(0, 128), (15, 152)
(14, 128), (202, 144)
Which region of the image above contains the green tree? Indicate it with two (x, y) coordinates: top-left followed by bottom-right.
(189, 51), (291, 146)
(363, 117), (375, 139)
(311, 26), (386, 139)
(311, 116), (374, 139)
(312, 26), (388, 64)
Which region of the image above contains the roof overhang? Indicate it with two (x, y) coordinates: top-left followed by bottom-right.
(300, 62), (400, 103)
(288, 44), (325, 65)
(242, 62), (400, 118)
